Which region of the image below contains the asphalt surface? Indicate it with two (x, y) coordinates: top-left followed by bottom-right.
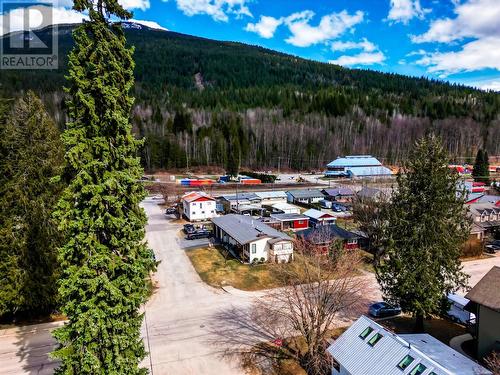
(0, 197), (499, 374)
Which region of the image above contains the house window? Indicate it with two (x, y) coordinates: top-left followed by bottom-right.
(251, 244), (257, 254)
(409, 364), (427, 375)
(359, 326), (373, 340)
(398, 355), (414, 370)
(368, 333), (383, 346)
(202, 211), (205, 214)
(298, 220), (304, 224)
(347, 239), (357, 245)
(200, 202), (203, 208)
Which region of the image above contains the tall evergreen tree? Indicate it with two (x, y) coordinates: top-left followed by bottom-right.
(0, 91), (63, 318)
(52, 1), (155, 373)
(376, 135), (469, 332)
(472, 148), (490, 184)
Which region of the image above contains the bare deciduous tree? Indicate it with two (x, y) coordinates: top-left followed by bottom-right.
(485, 351), (500, 375)
(208, 241), (369, 375)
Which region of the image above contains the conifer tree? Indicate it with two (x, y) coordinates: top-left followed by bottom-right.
(52, 0), (155, 373)
(472, 148), (490, 184)
(0, 91), (63, 317)
(376, 135), (469, 332)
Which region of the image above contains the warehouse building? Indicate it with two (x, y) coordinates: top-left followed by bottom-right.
(325, 155), (392, 178)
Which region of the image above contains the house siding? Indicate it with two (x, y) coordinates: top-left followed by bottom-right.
(477, 305), (500, 359)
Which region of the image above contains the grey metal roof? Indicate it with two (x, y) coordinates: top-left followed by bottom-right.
(218, 193), (261, 202)
(356, 186), (382, 199)
(254, 191), (287, 199)
(286, 189), (325, 199)
(327, 155), (384, 168)
(327, 316), (491, 375)
(211, 214), (292, 245)
(269, 213), (309, 222)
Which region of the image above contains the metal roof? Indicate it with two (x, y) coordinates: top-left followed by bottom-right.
(218, 193), (261, 202)
(356, 186), (383, 199)
(327, 155), (384, 168)
(211, 214), (292, 245)
(270, 213), (309, 222)
(347, 166), (393, 176)
(182, 191), (215, 203)
(286, 189), (325, 199)
(303, 209), (336, 220)
(327, 316), (491, 375)
(271, 202), (300, 212)
(254, 191), (287, 200)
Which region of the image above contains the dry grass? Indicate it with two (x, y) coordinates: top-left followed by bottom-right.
(186, 246), (289, 290)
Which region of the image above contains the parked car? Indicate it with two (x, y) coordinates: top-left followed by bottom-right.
(165, 207), (178, 215)
(183, 224), (196, 234)
(186, 230), (211, 240)
(485, 244), (500, 254)
(369, 302), (402, 318)
(446, 294), (475, 325)
(320, 200), (332, 209)
(332, 203), (344, 212)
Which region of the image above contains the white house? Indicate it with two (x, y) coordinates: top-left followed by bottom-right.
(327, 316), (491, 375)
(181, 192), (217, 222)
(286, 189), (325, 205)
(211, 214), (294, 263)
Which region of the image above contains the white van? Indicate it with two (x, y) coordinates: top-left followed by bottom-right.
(447, 293), (475, 325)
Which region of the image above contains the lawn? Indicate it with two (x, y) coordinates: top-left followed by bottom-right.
(379, 315), (467, 344)
(187, 246), (374, 291)
(186, 246), (288, 291)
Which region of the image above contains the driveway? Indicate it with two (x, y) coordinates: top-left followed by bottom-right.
(1, 198), (499, 375)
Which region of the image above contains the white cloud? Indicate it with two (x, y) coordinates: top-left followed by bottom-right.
(411, 0), (500, 75)
(284, 10), (364, 47)
(331, 38), (376, 52)
(130, 19), (168, 30)
(415, 37), (500, 75)
(412, 0), (500, 43)
(476, 79), (500, 92)
(245, 15), (282, 39)
(119, 0), (150, 11)
(173, 0), (252, 22)
(329, 51), (386, 66)
(329, 38), (385, 67)
(0, 5), (86, 36)
(387, 0), (429, 24)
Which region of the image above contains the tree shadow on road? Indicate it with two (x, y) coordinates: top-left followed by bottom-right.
(14, 323), (59, 375)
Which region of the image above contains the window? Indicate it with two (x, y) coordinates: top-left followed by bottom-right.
(398, 355), (414, 370)
(368, 332), (383, 346)
(409, 364), (427, 375)
(251, 244), (257, 254)
(359, 327), (374, 340)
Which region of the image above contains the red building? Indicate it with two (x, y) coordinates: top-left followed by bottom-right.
(269, 213), (310, 231)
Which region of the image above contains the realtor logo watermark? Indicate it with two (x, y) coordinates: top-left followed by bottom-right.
(1, 0), (58, 69)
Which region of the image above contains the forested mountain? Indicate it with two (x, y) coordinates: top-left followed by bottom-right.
(1, 23), (499, 171)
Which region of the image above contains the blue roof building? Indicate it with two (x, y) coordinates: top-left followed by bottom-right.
(325, 155), (392, 178)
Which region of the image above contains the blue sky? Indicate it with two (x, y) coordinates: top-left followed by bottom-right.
(2, 0), (500, 90)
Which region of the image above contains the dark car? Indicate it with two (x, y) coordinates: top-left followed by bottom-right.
(485, 242), (500, 253)
(369, 302), (402, 318)
(186, 230), (211, 240)
(183, 224), (196, 234)
(165, 207), (178, 215)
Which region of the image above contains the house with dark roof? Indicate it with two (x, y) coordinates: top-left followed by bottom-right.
(356, 186), (384, 201)
(286, 189), (325, 205)
(465, 266), (500, 359)
(321, 187), (355, 202)
(211, 214), (293, 263)
(297, 224), (359, 255)
(327, 316), (491, 375)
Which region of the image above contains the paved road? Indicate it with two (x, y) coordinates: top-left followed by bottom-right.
(0, 198), (499, 375)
